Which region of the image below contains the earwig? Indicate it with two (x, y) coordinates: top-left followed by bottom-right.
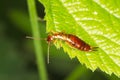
(47, 32), (97, 52)
(26, 32), (97, 64)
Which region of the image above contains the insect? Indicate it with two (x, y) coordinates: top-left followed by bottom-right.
(26, 32), (97, 63)
(47, 32), (97, 51)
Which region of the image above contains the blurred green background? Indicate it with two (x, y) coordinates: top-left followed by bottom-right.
(0, 0), (120, 80)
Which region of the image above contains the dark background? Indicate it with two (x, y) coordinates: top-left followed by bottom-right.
(0, 0), (119, 80)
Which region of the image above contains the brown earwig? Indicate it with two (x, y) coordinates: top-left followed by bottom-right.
(47, 32), (97, 52)
(26, 32), (97, 64)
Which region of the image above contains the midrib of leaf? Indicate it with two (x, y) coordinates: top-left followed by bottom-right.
(93, 0), (120, 19)
(93, 0), (120, 42)
(93, 0), (120, 41)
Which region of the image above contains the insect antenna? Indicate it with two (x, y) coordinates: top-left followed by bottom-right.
(26, 36), (51, 63)
(47, 42), (50, 64)
(26, 36), (46, 40)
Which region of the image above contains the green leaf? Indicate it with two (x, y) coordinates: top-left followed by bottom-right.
(38, 0), (120, 77)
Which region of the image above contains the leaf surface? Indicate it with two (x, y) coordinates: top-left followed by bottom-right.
(39, 0), (120, 77)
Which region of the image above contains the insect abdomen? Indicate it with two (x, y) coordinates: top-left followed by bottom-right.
(66, 34), (91, 51)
